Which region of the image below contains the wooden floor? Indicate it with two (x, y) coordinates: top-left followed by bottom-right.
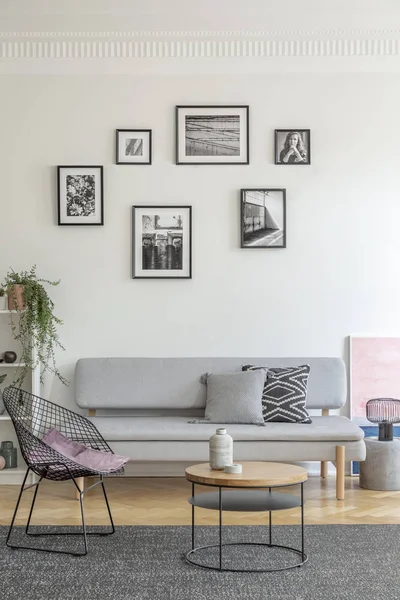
(1, 476), (400, 526)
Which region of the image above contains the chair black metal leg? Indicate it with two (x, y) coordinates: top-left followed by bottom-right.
(6, 473), (88, 556)
(79, 491), (88, 556)
(25, 476), (43, 535)
(6, 473), (116, 556)
(99, 479), (115, 535)
(6, 468), (31, 548)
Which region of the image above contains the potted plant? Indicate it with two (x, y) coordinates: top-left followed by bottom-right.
(0, 288), (7, 311)
(2, 266), (68, 387)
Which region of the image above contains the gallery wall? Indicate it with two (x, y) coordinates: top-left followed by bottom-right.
(1, 1), (400, 411)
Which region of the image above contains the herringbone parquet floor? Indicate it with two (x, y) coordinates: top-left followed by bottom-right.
(1, 476), (400, 526)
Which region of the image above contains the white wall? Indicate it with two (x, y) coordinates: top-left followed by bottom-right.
(1, 71), (400, 409)
(1, 1), (400, 410)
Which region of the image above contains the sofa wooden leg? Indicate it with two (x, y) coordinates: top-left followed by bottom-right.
(336, 446), (345, 500)
(75, 477), (84, 500)
(320, 461), (328, 478)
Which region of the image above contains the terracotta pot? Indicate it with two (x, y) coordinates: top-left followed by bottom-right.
(7, 285), (26, 310)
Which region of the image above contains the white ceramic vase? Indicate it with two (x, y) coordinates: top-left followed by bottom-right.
(209, 428), (233, 471)
(0, 295), (7, 310)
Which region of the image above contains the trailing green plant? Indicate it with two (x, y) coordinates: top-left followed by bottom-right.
(0, 288), (5, 297)
(2, 266), (68, 387)
(0, 374), (6, 384)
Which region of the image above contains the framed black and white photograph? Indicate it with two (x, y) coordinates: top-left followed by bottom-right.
(132, 206), (192, 278)
(241, 189), (286, 248)
(275, 130), (310, 165)
(176, 105), (249, 165)
(57, 166), (104, 226)
(116, 129), (152, 165)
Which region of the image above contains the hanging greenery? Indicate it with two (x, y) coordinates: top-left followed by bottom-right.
(2, 266), (68, 387)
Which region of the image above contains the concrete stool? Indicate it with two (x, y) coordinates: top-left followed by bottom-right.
(360, 437), (400, 491)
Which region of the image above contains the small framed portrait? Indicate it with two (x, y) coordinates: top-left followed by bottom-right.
(57, 165), (104, 226)
(275, 130), (310, 165)
(241, 189), (286, 248)
(176, 105), (249, 165)
(132, 206), (192, 279)
(116, 129), (152, 165)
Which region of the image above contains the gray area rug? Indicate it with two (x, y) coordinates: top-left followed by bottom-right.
(0, 525), (399, 600)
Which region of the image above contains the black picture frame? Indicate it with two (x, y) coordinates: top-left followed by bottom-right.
(57, 165), (104, 226)
(241, 188), (286, 249)
(176, 105), (250, 165)
(274, 129), (311, 165)
(132, 205), (192, 279)
(116, 129), (152, 165)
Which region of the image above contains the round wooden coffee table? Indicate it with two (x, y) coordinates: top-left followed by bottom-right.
(185, 461), (308, 573)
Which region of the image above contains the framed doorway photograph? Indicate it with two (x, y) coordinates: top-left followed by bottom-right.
(176, 105), (249, 165)
(241, 189), (286, 248)
(57, 165), (104, 226)
(132, 206), (192, 279)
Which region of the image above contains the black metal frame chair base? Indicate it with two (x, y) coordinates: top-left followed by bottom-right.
(3, 386), (122, 557)
(6, 467), (115, 557)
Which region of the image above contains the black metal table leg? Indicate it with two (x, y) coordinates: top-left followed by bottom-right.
(185, 478), (308, 572)
(268, 486), (272, 546)
(191, 483), (195, 551)
(301, 482), (305, 562)
(219, 487), (222, 570)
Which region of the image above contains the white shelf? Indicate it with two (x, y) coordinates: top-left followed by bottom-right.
(0, 309), (40, 485)
(0, 467), (30, 484)
(0, 467), (25, 474)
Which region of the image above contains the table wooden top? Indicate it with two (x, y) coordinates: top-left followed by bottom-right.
(185, 462), (308, 488)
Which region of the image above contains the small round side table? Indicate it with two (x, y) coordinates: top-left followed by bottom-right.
(360, 438), (400, 491)
(185, 461), (308, 573)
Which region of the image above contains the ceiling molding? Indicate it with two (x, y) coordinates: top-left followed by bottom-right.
(1, 30), (400, 59)
(1, 29), (400, 38)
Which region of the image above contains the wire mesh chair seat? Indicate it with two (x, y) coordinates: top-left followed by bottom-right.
(3, 386), (122, 556)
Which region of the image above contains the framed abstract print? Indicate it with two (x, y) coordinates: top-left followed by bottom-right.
(116, 129), (152, 165)
(57, 165), (104, 226)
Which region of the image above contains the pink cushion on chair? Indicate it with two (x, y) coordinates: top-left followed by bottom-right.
(42, 428), (129, 473)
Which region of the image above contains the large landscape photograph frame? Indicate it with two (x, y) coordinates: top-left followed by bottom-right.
(176, 105), (249, 165)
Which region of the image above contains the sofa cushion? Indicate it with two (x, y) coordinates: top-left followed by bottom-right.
(75, 357), (346, 410)
(243, 364), (312, 424)
(203, 370), (265, 425)
(89, 415), (364, 443)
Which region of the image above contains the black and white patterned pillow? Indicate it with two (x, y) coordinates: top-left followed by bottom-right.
(242, 365), (312, 424)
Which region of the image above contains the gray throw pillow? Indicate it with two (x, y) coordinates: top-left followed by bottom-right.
(204, 370), (265, 425)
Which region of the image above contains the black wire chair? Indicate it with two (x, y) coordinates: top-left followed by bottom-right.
(3, 386), (123, 556)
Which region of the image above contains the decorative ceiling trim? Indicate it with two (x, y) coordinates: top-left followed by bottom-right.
(1, 29), (400, 38)
(1, 31), (400, 59)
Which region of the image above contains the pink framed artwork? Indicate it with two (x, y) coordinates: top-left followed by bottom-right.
(350, 336), (400, 424)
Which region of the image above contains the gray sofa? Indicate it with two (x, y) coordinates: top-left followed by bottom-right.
(74, 357), (366, 500)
